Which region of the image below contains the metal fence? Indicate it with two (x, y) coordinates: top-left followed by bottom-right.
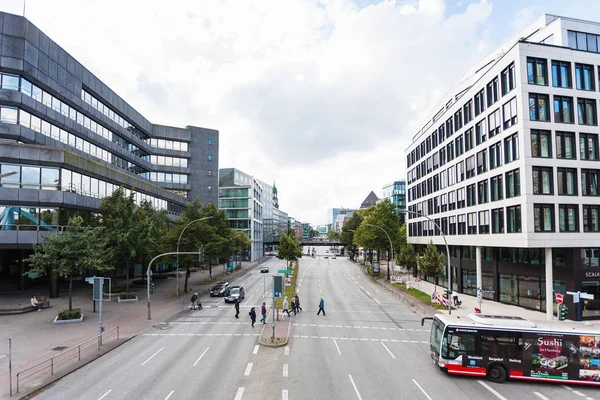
(16, 326), (119, 393)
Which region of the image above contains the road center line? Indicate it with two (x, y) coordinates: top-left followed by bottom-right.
(380, 342), (396, 358)
(141, 347), (164, 366)
(412, 379), (432, 400)
(374, 298), (381, 304)
(533, 393), (550, 400)
(282, 389), (288, 400)
(477, 380), (507, 400)
(348, 374), (363, 400)
(234, 387), (244, 400)
(252, 345), (259, 355)
(164, 390), (174, 400)
(284, 347), (289, 355)
(243, 295), (254, 307)
(283, 364), (289, 377)
(244, 363), (253, 376)
(333, 339), (342, 355)
(193, 347), (210, 367)
(97, 390), (112, 400)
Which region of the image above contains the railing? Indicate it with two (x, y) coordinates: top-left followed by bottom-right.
(16, 326), (119, 393)
(0, 224), (68, 232)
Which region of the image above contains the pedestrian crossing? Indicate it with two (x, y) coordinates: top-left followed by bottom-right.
(142, 333), (260, 337)
(292, 323), (428, 332)
(291, 335), (429, 344)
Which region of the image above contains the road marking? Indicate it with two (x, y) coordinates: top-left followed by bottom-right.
(193, 347), (210, 367)
(374, 299), (381, 304)
(97, 390), (112, 400)
(216, 299), (224, 306)
(243, 295), (254, 307)
(244, 363), (253, 376)
(141, 347), (164, 366)
(348, 374), (363, 400)
(360, 286), (364, 290)
(164, 390), (174, 400)
(234, 387), (244, 400)
(333, 339), (342, 355)
(283, 364), (289, 377)
(477, 380), (507, 400)
(255, 287), (260, 293)
(365, 291), (371, 296)
(284, 346), (289, 355)
(533, 393), (550, 400)
(253, 345), (259, 355)
(282, 389), (288, 400)
(412, 379), (432, 400)
(381, 342), (396, 359)
(264, 291), (269, 297)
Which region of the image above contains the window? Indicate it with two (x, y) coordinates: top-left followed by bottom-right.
(466, 156), (475, 179)
(466, 184), (476, 207)
(501, 63), (516, 95)
(489, 141), (502, 170)
(449, 190), (457, 210)
(556, 131), (576, 159)
(456, 161), (465, 183)
(491, 174), (503, 201)
(479, 210), (489, 234)
(534, 204), (555, 232)
(208, 154), (213, 161)
(449, 216), (457, 235)
(527, 58), (548, 85)
(507, 205), (522, 233)
(447, 142), (454, 162)
(504, 133), (519, 163)
(557, 168), (577, 195)
(464, 128), (473, 151)
(583, 205), (600, 232)
(454, 109), (463, 131)
(506, 168), (521, 198)
(474, 90), (485, 116)
(502, 97), (518, 129)
(458, 214), (466, 235)
(487, 77), (499, 106)
(578, 98), (597, 125)
(559, 204), (579, 232)
(488, 109), (501, 138)
(475, 120), (486, 145)
(575, 63), (595, 91)
(581, 169), (599, 196)
(463, 100), (473, 125)
(478, 180), (489, 204)
(552, 60), (571, 88)
(446, 118), (453, 138)
(532, 166), (553, 195)
(492, 208), (504, 233)
(457, 188), (465, 209)
(455, 136), (464, 157)
(439, 147), (446, 167)
(530, 130), (552, 158)
(467, 213), (477, 234)
(481, 333), (522, 358)
(208, 139), (212, 145)
(553, 96), (574, 123)
(477, 149), (487, 174)
(529, 93), (550, 121)
(580, 133), (599, 160)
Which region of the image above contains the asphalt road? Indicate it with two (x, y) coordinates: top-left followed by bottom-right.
(34, 247), (600, 400)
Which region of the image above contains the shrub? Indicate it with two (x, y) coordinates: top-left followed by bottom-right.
(58, 308), (81, 320)
(119, 292), (137, 300)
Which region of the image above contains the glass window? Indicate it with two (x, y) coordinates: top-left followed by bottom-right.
(534, 204), (555, 232)
(552, 60), (571, 88)
(478, 210), (489, 234)
(576, 63), (595, 90)
(577, 98), (597, 125)
(491, 174), (503, 201)
(501, 63), (516, 95)
(559, 204), (579, 232)
(583, 205), (600, 232)
(580, 133), (599, 160)
(0, 107), (18, 124)
(502, 97), (518, 129)
(0, 165), (20, 188)
(581, 169), (599, 196)
(506, 168), (520, 198)
(529, 93), (550, 121)
(530, 130), (552, 158)
(20, 166), (40, 189)
(504, 133), (519, 163)
(507, 205), (522, 233)
(556, 131), (576, 159)
(553, 96), (573, 123)
(1, 74), (19, 91)
(499, 274), (519, 305)
(532, 166), (553, 195)
(492, 208), (504, 234)
(557, 168), (577, 196)
(527, 58), (547, 85)
(474, 90), (485, 116)
(41, 168), (59, 190)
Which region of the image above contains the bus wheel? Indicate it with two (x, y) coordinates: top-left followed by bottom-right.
(487, 364), (507, 383)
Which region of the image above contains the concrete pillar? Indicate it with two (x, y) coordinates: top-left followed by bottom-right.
(545, 247), (553, 321)
(476, 246), (482, 296)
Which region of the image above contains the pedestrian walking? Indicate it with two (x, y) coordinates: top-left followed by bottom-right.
(452, 290), (459, 306)
(317, 297), (325, 316)
(282, 297), (291, 317)
(249, 307), (257, 327)
(294, 294), (302, 312)
(190, 292), (198, 310)
(31, 295), (41, 312)
(260, 302), (267, 324)
(234, 297), (240, 318)
(291, 298), (297, 316)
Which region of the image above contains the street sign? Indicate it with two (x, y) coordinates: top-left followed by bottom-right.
(273, 276), (283, 298)
(556, 293), (564, 304)
(278, 270), (292, 274)
(85, 277), (95, 284)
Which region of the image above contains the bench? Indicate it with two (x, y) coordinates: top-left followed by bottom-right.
(0, 300), (51, 315)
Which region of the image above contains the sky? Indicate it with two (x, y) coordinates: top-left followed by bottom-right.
(2, 0), (600, 225)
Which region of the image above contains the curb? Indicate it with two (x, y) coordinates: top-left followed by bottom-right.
(257, 309), (292, 347)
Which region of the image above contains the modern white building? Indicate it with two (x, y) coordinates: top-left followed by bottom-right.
(405, 14), (600, 320)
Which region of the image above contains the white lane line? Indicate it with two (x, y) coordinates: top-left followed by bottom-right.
(282, 389), (289, 400)
(255, 287), (260, 293)
(283, 364), (289, 377)
(365, 291), (371, 296)
(477, 380), (507, 400)
(164, 390), (174, 400)
(97, 390), (112, 400)
(412, 379), (432, 400)
(252, 345), (259, 355)
(333, 339), (342, 355)
(284, 347), (289, 355)
(381, 342), (396, 359)
(374, 298), (381, 304)
(360, 286), (364, 290)
(264, 291), (269, 297)
(234, 387), (244, 400)
(533, 393), (550, 400)
(216, 299), (224, 306)
(141, 347), (164, 366)
(193, 347), (210, 367)
(243, 295), (254, 307)
(348, 374), (363, 400)
(244, 363), (253, 376)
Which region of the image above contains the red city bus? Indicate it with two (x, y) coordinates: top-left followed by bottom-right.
(423, 313), (600, 385)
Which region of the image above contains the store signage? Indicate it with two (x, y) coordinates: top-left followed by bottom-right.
(584, 271), (600, 278)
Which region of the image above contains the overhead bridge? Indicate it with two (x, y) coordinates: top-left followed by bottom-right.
(264, 240), (343, 247)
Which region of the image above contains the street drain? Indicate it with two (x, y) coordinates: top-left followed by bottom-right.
(52, 346), (68, 351)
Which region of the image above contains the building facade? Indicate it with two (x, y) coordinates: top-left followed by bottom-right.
(258, 180), (288, 249)
(382, 180), (407, 223)
(0, 12), (218, 287)
(405, 15), (600, 320)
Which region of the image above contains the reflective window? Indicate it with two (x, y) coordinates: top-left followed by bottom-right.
(21, 166), (40, 189)
(0, 107), (18, 124)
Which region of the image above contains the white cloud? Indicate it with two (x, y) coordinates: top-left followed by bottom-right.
(2, 0), (494, 224)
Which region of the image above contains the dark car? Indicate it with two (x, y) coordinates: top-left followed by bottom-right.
(210, 281), (230, 297)
(261, 266), (269, 273)
(225, 286), (245, 303)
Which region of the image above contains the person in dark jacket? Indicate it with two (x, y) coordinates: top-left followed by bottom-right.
(190, 293), (198, 310)
(260, 302), (267, 324)
(317, 297), (325, 316)
(294, 294), (302, 312)
(291, 298), (297, 316)
(249, 307), (257, 327)
(234, 298), (240, 318)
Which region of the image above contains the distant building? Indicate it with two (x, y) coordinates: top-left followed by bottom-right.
(258, 180), (288, 245)
(382, 180), (407, 223)
(360, 191), (379, 209)
(328, 208), (357, 227)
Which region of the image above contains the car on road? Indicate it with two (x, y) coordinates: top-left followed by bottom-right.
(209, 281), (230, 297)
(260, 266), (269, 273)
(324, 255), (329, 259)
(331, 255), (336, 259)
(225, 286), (245, 303)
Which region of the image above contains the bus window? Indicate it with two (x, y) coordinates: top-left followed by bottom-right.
(481, 333), (522, 358)
(430, 318), (444, 354)
(444, 332), (476, 359)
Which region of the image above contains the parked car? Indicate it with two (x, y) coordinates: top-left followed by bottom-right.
(261, 266), (269, 273)
(210, 281), (230, 297)
(225, 286), (245, 303)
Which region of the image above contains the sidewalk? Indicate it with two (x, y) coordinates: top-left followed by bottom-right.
(0, 261), (260, 399)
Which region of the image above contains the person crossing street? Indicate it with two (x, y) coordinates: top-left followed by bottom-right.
(317, 297), (325, 316)
(260, 302), (267, 324)
(234, 297), (240, 318)
(294, 294), (302, 312)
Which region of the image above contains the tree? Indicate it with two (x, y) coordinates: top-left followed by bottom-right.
(230, 230), (252, 259)
(327, 230), (340, 241)
(341, 212), (363, 260)
(419, 241), (445, 292)
(25, 216), (108, 310)
(397, 225), (418, 276)
(309, 229), (320, 238)
(277, 233), (302, 268)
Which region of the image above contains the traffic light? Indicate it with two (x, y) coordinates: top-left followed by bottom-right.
(150, 282), (155, 294)
(198, 248), (205, 262)
(559, 304), (568, 321)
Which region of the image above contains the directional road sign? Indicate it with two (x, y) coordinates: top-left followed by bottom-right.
(556, 293), (564, 304)
(278, 270), (292, 274)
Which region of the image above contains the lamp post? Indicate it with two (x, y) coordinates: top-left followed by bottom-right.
(176, 216), (213, 297)
(399, 209), (452, 315)
(363, 223), (394, 282)
(0, 171), (18, 179)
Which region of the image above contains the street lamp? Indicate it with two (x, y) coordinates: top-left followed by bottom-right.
(363, 223), (394, 282)
(176, 216), (213, 296)
(399, 209), (452, 315)
(0, 171), (18, 179)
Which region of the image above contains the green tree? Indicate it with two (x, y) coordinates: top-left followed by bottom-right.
(397, 225), (418, 276)
(419, 241), (445, 291)
(310, 229), (320, 238)
(25, 216), (108, 310)
(277, 233), (302, 268)
(341, 212), (363, 260)
(327, 230), (341, 241)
